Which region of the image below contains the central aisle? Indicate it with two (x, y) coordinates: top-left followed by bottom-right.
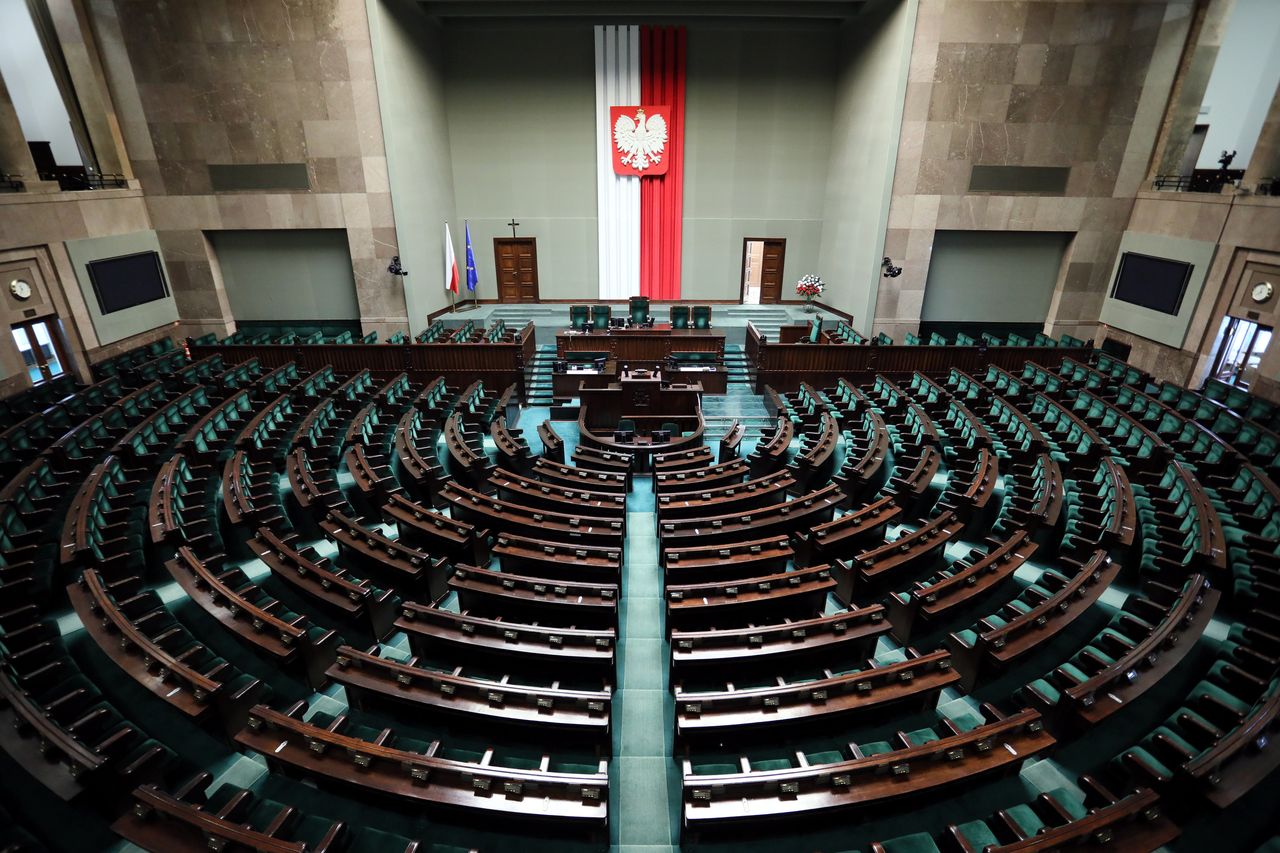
(611, 477), (680, 850)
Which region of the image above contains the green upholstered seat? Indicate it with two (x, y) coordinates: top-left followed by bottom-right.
(1193, 680), (1251, 715)
(948, 708), (985, 733)
(954, 820), (1000, 850)
(1047, 787), (1089, 820)
(859, 741), (895, 756)
(1004, 803), (1046, 837)
(691, 761), (739, 775)
(874, 648), (909, 666)
(1026, 677), (1062, 703)
(805, 750), (845, 765)
(903, 728), (939, 747)
(880, 833), (942, 853)
(692, 304), (712, 329)
(670, 305), (690, 329)
(591, 304), (611, 329)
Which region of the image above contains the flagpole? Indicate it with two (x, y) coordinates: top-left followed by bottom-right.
(446, 220), (456, 314)
(461, 219), (476, 312)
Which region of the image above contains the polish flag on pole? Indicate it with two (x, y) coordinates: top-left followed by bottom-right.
(444, 222), (459, 294)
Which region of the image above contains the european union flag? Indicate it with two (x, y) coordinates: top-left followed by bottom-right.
(464, 221), (478, 293)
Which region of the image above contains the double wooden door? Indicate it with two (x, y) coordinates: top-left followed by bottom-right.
(494, 238), (539, 303)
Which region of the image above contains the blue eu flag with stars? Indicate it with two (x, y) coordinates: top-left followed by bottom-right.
(464, 222), (478, 293)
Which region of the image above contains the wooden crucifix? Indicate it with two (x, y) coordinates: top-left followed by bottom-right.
(507, 218), (520, 237)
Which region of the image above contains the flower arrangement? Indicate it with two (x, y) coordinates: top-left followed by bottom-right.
(796, 275), (824, 310)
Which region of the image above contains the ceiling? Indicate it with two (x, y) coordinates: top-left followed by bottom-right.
(417, 0), (869, 23)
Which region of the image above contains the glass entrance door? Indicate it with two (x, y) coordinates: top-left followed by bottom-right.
(1211, 317), (1272, 388)
(11, 319), (68, 385)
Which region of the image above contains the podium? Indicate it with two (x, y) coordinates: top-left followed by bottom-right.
(577, 369), (705, 468)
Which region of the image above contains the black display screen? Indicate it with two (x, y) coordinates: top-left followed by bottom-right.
(1110, 252), (1192, 316)
(87, 251), (169, 314)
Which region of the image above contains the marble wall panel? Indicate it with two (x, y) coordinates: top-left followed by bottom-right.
(873, 0), (1190, 342)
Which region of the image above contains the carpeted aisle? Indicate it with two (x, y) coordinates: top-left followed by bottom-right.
(612, 473), (680, 850)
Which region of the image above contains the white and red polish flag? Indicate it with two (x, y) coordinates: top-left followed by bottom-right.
(595, 25), (686, 301)
(443, 222), (459, 294)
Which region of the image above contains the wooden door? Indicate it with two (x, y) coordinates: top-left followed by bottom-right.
(10, 317), (70, 385)
(494, 238), (539, 303)
(747, 238), (786, 304)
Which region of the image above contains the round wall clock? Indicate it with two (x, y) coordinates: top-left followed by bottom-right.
(9, 279), (32, 301)
(1252, 281), (1274, 304)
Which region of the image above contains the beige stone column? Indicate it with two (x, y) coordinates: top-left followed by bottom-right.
(45, 0), (132, 179)
(1149, 0), (1235, 180)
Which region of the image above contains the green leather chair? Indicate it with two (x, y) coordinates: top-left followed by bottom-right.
(591, 305), (611, 330)
(660, 421), (681, 438)
(670, 305), (690, 329)
(569, 305), (590, 329)
(629, 296), (650, 324)
(692, 305), (712, 329)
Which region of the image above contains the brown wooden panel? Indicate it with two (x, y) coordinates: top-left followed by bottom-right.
(749, 341), (1087, 392)
(189, 323), (535, 403)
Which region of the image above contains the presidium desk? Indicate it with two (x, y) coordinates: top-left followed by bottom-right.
(556, 324), (726, 361)
(555, 323), (727, 393)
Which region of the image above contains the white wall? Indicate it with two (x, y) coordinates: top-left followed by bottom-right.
(680, 25), (838, 301)
(209, 230), (361, 322)
(367, 0), (457, 331)
(1196, 0), (1280, 170)
(921, 231), (1071, 323)
(443, 25), (599, 302)
(0, 0), (81, 166)
(818, 0), (916, 325)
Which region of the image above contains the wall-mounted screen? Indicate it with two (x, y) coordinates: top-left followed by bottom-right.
(1109, 251), (1192, 316)
(86, 251), (170, 315)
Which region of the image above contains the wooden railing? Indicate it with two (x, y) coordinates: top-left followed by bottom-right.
(189, 322), (536, 403)
(744, 331), (1089, 393)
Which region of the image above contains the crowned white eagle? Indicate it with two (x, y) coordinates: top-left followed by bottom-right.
(614, 108), (668, 172)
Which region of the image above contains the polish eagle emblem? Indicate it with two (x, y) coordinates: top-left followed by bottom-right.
(613, 107), (668, 174)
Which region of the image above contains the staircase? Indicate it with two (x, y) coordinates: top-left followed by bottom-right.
(717, 305), (792, 341)
(525, 344), (557, 407)
(724, 344), (754, 389)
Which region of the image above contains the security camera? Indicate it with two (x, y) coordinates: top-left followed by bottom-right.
(882, 257), (902, 278)
(388, 256), (408, 277)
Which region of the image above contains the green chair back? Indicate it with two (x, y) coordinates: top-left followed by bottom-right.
(569, 305), (590, 328)
(629, 296), (650, 324)
(591, 305), (611, 329)
(670, 305), (690, 329)
(692, 305), (712, 329)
